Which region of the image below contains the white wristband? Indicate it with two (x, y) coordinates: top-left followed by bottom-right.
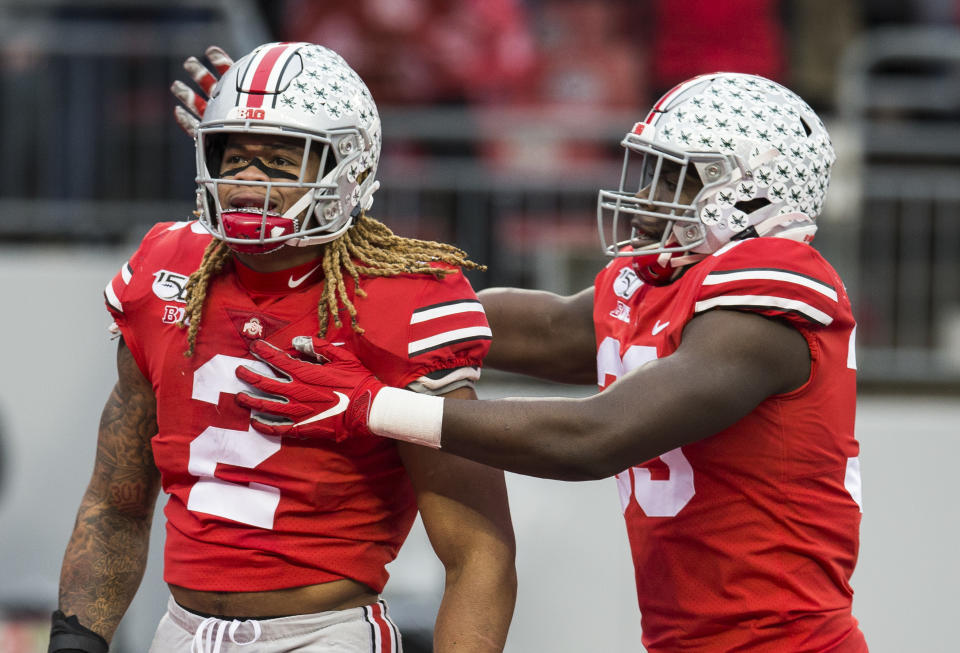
(368, 387), (444, 448)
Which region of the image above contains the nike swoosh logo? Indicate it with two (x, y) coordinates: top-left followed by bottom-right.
(288, 264), (322, 288)
(652, 320), (670, 335)
(295, 392), (350, 426)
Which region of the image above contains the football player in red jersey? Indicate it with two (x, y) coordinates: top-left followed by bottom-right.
(49, 43), (516, 653)
(238, 73), (869, 651)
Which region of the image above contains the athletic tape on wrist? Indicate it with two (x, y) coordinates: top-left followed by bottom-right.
(368, 387), (443, 448)
(48, 633), (108, 653)
(49, 610), (109, 653)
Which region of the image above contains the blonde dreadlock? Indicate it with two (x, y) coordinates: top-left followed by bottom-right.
(180, 213), (485, 356)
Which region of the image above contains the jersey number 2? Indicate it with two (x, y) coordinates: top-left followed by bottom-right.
(597, 337), (695, 518)
(187, 354), (283, 529)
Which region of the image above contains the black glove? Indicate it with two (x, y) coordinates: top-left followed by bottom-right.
(48, 610), (108, 653)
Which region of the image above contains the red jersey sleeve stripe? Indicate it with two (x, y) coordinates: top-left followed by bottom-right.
(703, 267), (837, 301)
(695, 294), (833, 325)
(410, 299), (485, 324)
(408, 326), (493, 358)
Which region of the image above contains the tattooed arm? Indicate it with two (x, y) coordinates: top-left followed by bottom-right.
(56, 338), (161, 643)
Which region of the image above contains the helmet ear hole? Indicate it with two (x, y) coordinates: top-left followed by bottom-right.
(734, 198), (770, 214)
(799, 117), (813, 137)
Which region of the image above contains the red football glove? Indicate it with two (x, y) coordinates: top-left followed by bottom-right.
(235, 336), (386, 441)
(169, 45), (234, 138)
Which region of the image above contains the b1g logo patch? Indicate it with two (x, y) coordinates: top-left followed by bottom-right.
(610, 300), (631, 323)
(613, 267), (642, 300)
(237, 108), (266, 120)
(152, 270), (189, 303)
(162, 305), (186, 324)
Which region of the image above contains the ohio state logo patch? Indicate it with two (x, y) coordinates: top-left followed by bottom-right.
(225, 309), (289, 341)
(241, 318), (264, 338)
(152, 270), (189, 303)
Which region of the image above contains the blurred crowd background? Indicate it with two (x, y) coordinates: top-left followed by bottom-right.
(2, 0), (960, 386)
(0, 1), (959, 651)
(2, 0), (960, 385)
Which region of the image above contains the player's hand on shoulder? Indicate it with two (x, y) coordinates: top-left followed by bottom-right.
(170, 45), (233, 138)
(236, 336), (386, 441)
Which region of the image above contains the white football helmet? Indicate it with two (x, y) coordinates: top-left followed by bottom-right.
(195, 42), (382, 253)
(597, 72), (835, 283)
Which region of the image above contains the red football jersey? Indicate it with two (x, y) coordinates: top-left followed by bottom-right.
(104, 221), (491, 593)
(593, 238), (866, 652)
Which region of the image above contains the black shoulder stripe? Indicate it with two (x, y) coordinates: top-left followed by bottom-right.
(413, 299), (482, 314)
(409, 335), (492, 358)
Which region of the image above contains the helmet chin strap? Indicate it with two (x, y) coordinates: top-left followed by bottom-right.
(753, 211), (817, 242)
(662, 251), (705, 268)
(275, 188), (338, 248)
(658, 230), (705, 269)
(282, 188), (316, 224)
(632, 232), (707, 286)
(284, 180), (381, 249)
(359, 180), (380, 212)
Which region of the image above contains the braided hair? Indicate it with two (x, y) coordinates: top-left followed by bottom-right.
(179, 214), (484, 356)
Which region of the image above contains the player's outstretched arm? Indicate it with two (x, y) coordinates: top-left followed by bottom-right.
(242, 310), (809, 480)
(398, 385), (516, 652)
(52, 339), (161, 649)
(441, 309), (811, 479)
(477, 286), (596, 384)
